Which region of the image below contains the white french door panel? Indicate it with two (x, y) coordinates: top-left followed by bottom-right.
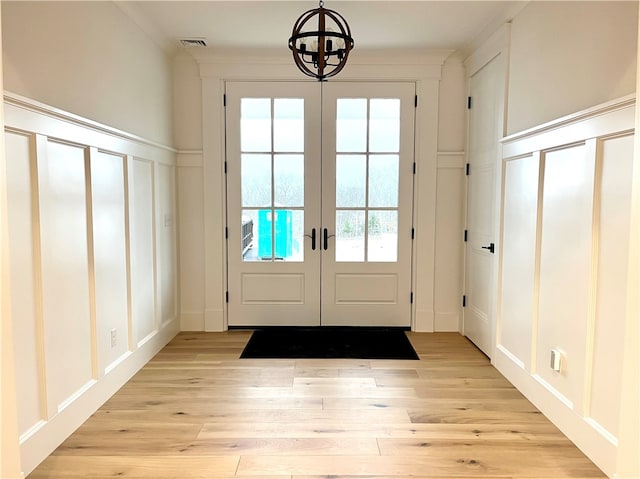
(226, 82), (322, 326)
(321, 82), (416, 327)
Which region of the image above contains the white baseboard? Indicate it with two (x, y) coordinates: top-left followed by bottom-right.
(413, 309), (434, 332)
(494, 346), (617, 477)
(180, 312), (205, 331)
(20, 319), (179, 476)
(205, 309), (225, 331)
(434, 312), (459, 332)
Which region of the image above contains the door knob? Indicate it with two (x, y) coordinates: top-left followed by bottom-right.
(481, 243), (495, 254)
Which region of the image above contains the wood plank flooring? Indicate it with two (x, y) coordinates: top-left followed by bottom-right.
(28, 331), (605, 479)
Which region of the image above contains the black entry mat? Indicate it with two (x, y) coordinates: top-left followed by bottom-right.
(240, 327), (420, 360)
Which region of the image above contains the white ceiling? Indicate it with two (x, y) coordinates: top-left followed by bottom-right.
(119, 1), (526, 57)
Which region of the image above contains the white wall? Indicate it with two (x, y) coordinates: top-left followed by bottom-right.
(4, 95), (179, 477)
(0, 5), (24, 477)
(173, 52), (203, 151)
(434, 57), (466, 331)
(497, 97), (635, 478)
(2, 3), (178, 474)
(172, 50), (467, 332)
(173, 53), (206, 331)
(616, 15), (640, 476)
(1, 1), (173, 146)
(507, 1), (637, 135)
(466, 5), (639, 474)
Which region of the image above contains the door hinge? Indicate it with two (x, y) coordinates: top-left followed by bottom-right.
(225, 291), (229, 303)
(415, 95), (418, 108)
(465, 163), (470, 176)
(223, 94), (227, 107)
(411, 228), (415, 240)
(413, 162), (416, 175)
(464, 229), (468, 242)
(462, 295), (467, 307)
(225, 227), (228, 239)
(467, 96), (472, 109)
(224, 161), (228, 174)
(410, 292), (414, 304)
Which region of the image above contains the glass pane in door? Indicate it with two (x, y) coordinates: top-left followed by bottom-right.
(336, 210), (365, 262)
(336, 99), (367, 152)
(336, 155), (366, 207)
(240, 98), (305, 262)
(274, 154), (304, 206)
(274, 99), (304, 152)
(241, 154), (271, 207)
(369, 154), (399, 207)
(335, 98), (401, 263)
(369, 99), (400, 152)
(241, 99), (271, 151)
(367, 210), (398, 262)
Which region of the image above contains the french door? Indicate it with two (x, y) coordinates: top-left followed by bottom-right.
(225, 81), (415, 327)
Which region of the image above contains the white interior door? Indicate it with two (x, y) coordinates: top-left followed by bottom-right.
(226, 81), (415, 327)
(321, 82), (415, 326)
(463, 54), (505, 355)
(226, 82), (321, 327)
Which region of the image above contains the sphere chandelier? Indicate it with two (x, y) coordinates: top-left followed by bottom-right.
(288, 0), (355, 81)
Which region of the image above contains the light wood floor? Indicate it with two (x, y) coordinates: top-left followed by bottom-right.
(28, 331), (605, 479)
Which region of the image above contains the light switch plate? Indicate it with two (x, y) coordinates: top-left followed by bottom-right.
(550, 349), (562, 372)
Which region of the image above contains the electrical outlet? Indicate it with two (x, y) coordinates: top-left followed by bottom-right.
(550, 349), (562, 372)
(110, 328), (117, 348)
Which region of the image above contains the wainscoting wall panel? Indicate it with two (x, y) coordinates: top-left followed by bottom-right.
(157, 163), (178, 329)
(498, 153), (539, 370)
(90, 150), (129, 374)
(537, 143), (594, 408)
(4, 92), (179, 477)
(589, 133), (633, 442)
(39, 139), (94, 414)
(129, 158), (157, 346)
(434, 152), (465, 331)
(496, 95), (635, 477)
(176, 158), (205, 331)
(5, 130), (44, 440)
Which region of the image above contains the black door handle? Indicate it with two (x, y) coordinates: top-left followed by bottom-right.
(481, 243), (495, 254)
(323, 228), (335, 250)
(304, 228), (317, 250)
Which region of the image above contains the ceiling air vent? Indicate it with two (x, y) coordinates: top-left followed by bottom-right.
(179, 38), (207, 47)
